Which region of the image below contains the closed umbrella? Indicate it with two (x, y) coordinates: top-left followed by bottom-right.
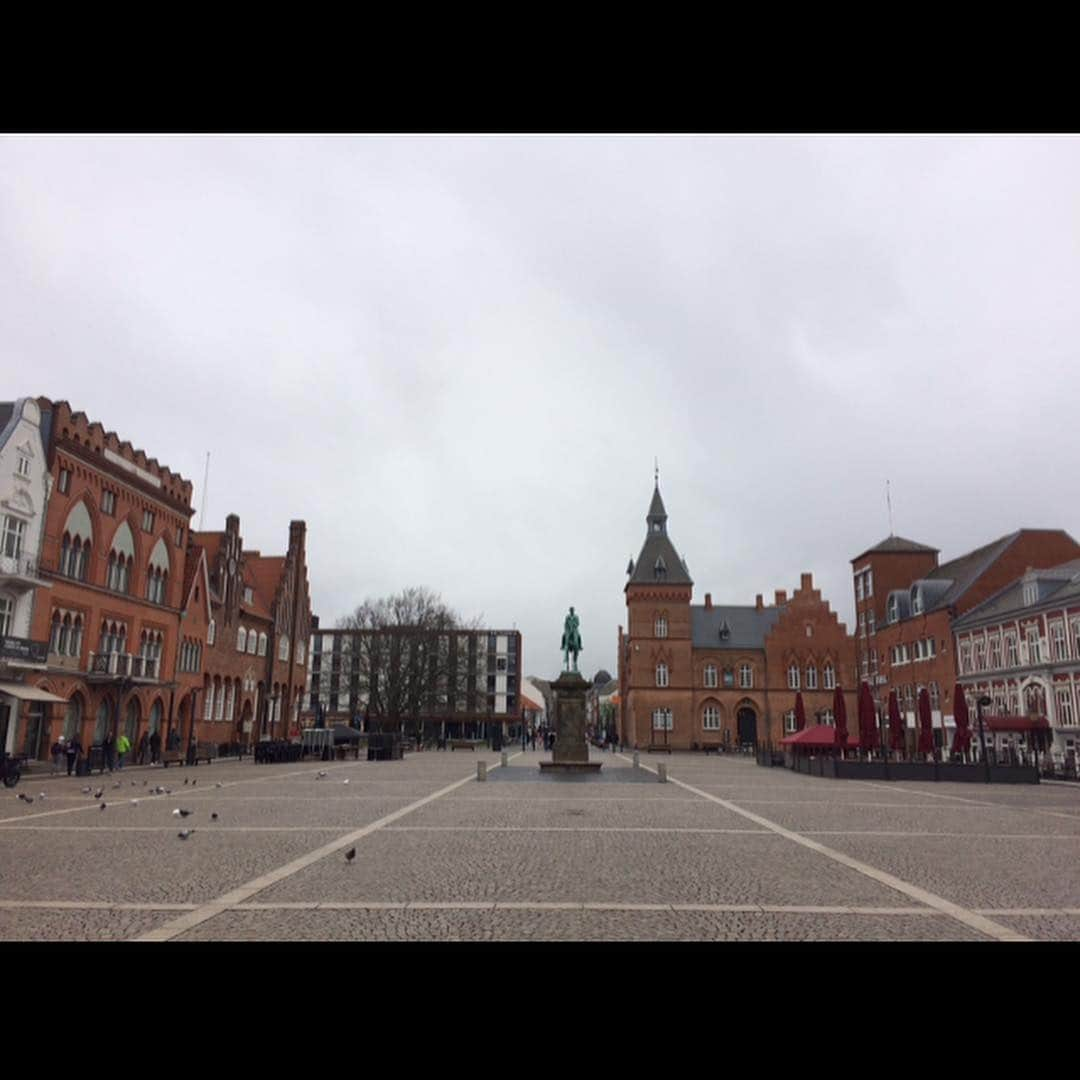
(833, 685), (848, 754)
(794, 692), (807, 733)
(917, 687), (935, 759)
(858, 681), (877, 758)
(888, 689), (905, 756)
(951, 684), (971, 758)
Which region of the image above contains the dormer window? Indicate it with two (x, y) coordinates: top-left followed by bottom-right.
(653, 556), (667, 580)
(718, 622), (731, 642)
(887, 595), (899, 623)
(911, 587), (923, 615)
(1023, 582), (1038, 606)
(244, 586), (254, 604)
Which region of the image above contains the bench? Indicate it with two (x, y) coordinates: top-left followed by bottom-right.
(189, 741), (218, 765)
(700, 743), (722, 755)
(450, 740), (478, 751)
(160, 750), (183, 767)
(647, 744), (673, 754)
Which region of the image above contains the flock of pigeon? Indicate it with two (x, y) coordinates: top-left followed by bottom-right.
(19, 765), (359, 862)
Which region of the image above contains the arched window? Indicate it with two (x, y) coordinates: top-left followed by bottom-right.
(64, 694), (83, 739)
(703, 664), (717, 688)
(257, 632), (267, 657)
(60, 503), (93, 580)
(146, 537), (170, 604)
(823, 663), (836, 690)
(226, 680), (236, 722)
(214, 678), (224, 721)
(279, 635), (290, 662)
(208, 619), (216, 646)
(71, 615), (83, 659)
(656, 662), (669, 688)
(148, 699), (162, 734)
(703, 705), (721, 730)
(49, 611), (62, 653)
(237, 626), (247, 652)
(248, 629), (258, 655)
(655, 616), (668, 639)
(204, 679), (214, 721)
(787, 663), (800, 690)
(739, 663), (753, 689)
(94, 699), (110, 743)
(107, 521), (135, 593)
(58, 613), (70, 655)
(806, 665), (818, 690)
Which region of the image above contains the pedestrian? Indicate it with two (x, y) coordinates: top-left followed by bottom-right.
(137, 731), (148, 765)
(116, 730), (131, 770)
(149, 729), (161, 765)
(51, 736), (65, 774)
(66, 734), (81, 776)
(103, 732), (116, 773)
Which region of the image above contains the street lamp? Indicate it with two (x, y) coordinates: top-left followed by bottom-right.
(976, 694), (992, 784)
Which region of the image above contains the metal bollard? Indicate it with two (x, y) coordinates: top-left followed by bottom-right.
(477, 761), (487, 782)
(657, 762), (667, 783)
(500, 751), (508, 768)
(633, 751), (640, 768)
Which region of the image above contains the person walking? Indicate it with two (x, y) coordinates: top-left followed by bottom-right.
(116, 730), (131, 770)
(102, 732), (115, 773)
(51, 736), (65, 775)
(149, 729), (161, 766)
(66, 734), (81, 776)
(137, 731), (148, 765)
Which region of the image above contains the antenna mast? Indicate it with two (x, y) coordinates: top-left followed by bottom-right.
(886, 479), (893, 536)
(199, 452), (210, 531)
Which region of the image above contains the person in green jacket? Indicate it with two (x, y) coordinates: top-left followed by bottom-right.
(116, 731), (131, 770)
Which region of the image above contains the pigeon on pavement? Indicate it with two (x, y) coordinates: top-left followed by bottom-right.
(113, 782), (121, 789)
(82, 786), (91, 794)
(130, 799), (139, 805)
(178, 829), (194, 840)
(99, 803), (106, 811)
(93, 789), (103, 799)
(210, 812), (218, 821)
(343, 779), (350, 785)
(184, 779), (188, 785)
(215, 782), (223, 788)
(173, 808), (194, 817)
(192, 780), (197, 787)
(345, 847), (356, 863)
(317, 771), (327, 779)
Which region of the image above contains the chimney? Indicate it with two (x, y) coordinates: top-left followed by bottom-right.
(755, 594), (763, 611)
(704, 593), (712, 610)
(290, 520), (306, 543)
(226, 513), (240, 533)
(801, 572), (813, 590)
(775, 589), (787, 606)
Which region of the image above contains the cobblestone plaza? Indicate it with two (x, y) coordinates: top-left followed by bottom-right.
(1, 751), (1078, 941)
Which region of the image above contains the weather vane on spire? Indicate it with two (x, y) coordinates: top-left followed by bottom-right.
(655, 457), (659, 486)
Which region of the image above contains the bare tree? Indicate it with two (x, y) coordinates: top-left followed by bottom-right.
(338, 587), (470, 742)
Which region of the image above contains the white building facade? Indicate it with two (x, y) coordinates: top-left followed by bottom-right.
(0, 398), (59, 756)
(954, 561), (1080, 765)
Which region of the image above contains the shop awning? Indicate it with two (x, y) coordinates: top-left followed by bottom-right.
(0, 681), (67, 703)
(780, 723), (862, 749)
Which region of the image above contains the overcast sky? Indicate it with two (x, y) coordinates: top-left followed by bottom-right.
(4, 135), (1079, 678)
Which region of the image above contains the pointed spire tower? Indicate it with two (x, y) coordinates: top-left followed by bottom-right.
(621, 474), (694, 752)
(627, 478), (693, 590)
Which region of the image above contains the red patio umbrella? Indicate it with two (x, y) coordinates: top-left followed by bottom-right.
(951, 684), (972, 757)
(917, 687), (935, 759)
(888, 689), (905, 755)
(794, 692), (807, 733)
(858, 682), (877, 757)
(833, 685), (848, 752)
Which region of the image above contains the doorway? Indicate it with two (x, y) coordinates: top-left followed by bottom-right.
(737, 706), (757, 748)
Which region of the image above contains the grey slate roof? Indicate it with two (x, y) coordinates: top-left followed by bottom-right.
(691, 605), (783, 650)
(922, 532), (1021, 611)
(627, 483), (693, 587)
(852, 535), (939, 563)
(954, 558), (1080, 629)
(0, 402), (16, 448)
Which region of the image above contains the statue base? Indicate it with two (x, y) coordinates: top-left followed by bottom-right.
(539, 670), (601, 775)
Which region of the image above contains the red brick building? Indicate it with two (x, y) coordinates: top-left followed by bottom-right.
(194, 515), (312, 747)
(28, 398), (198, 755)
(618, 484), (856, 750)
(850, 529), (1080, 751)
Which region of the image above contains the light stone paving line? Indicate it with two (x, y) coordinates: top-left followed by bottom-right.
(856, 780), (1080, 823)
(0, 826), (355, 832)
(130, 752), (522, 942)
(615, 754), (1028, 942)
(0, 900), (198, 911)
(381, 826), (771, 834)
(0, 761), (364, 826)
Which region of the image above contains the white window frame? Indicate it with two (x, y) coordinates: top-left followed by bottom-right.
(1, 515), (26, 559)
(1023, 582), (1037, 606)
(783, 710), (797, 734)
(739, 663), (752, 689)
(703, 664), (717, 689)
(257, 632), (267, 657)
(652, 708), (673, 731)
(866, 570), (873, 598)
(856, 575), (864, 601)
(702, 705), (720, 731)
(806, 665), (818, 690)
(208, 619), (216, 646)
(1051, 622), (1067, 661)
(0, 594), (13, 637)
(204, 683), (214, 721)
(867, 612), (875, 636)
(656, 663), (669, 688)
(237, 626), (247, 652)
(654, 616), (668, 639)
(787, 663), (800, 690)
(279, 635), (290, 662)
(1057, 687), (1076, 727)
(823, 664), (835, 690)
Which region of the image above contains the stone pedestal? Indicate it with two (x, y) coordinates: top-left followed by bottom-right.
(539, 671), (602, 774)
